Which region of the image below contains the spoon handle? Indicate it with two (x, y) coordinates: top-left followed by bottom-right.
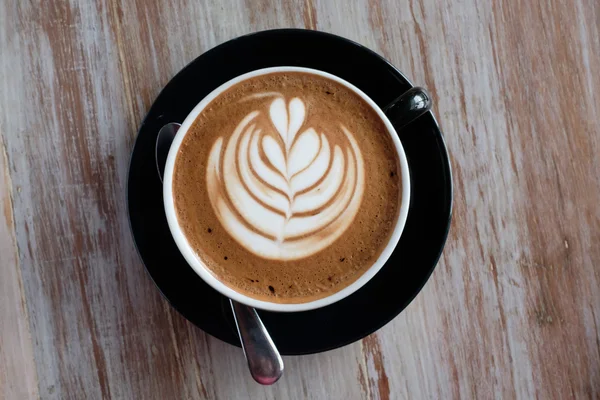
(230, 299), (284, 385)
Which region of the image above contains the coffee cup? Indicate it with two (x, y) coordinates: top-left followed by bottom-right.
(163, 67), (430, 312)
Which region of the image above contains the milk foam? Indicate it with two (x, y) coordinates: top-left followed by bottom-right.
(206, 95), (365, 260)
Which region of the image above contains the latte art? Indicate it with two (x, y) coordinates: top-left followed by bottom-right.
(173, 71), (402, 303)
(206, 95), (365, 260)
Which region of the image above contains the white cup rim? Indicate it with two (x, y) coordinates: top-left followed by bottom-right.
(163, 66), (411, 312)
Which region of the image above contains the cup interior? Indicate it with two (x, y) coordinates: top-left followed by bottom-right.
(163, 66), (411, 312)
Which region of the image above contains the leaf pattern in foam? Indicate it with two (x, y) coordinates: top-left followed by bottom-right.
(288, 128), (320, 177)
(285, 146), (356, 238)
(262, 135), (286, 177)
(249, 132), (289, 195)
(290, 134), (331, 194)
(221, 117), (285, 238)
(292, 148), (345, 213)
(206, 95), (366, 259)
(269, 97), (306, 150)
(286, 98), (305, 149)
(239, 127), (289, 213)
(269, 98), (288, 145)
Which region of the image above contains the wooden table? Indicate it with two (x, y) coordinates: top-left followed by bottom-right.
(1, 1), (599, 399)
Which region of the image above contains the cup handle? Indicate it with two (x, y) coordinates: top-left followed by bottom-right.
(382, 87), (432, 129)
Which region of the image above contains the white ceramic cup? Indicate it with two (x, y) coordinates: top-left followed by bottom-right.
(164, 66), (418, 312)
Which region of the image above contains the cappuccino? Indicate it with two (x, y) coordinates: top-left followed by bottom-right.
(172, 72), (401, 303)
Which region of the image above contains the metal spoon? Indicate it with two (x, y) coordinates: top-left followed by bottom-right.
(155, 122), (284, 385)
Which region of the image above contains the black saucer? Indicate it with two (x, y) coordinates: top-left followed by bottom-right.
(127, 29), (452, 355)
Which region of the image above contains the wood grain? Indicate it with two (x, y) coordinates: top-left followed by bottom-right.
(1, 0), (599, 399)
(0, 133), (39, 399)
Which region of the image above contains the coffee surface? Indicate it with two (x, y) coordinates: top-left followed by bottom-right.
(173, 72), (401, 303)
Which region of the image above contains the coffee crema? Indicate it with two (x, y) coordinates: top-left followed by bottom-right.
(173, 72), (401, 303)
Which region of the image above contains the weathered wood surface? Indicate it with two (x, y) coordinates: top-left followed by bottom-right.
(1, 0), (599, 399)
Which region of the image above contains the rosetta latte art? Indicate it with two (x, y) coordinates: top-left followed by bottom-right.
(206, 95), (365, 260)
